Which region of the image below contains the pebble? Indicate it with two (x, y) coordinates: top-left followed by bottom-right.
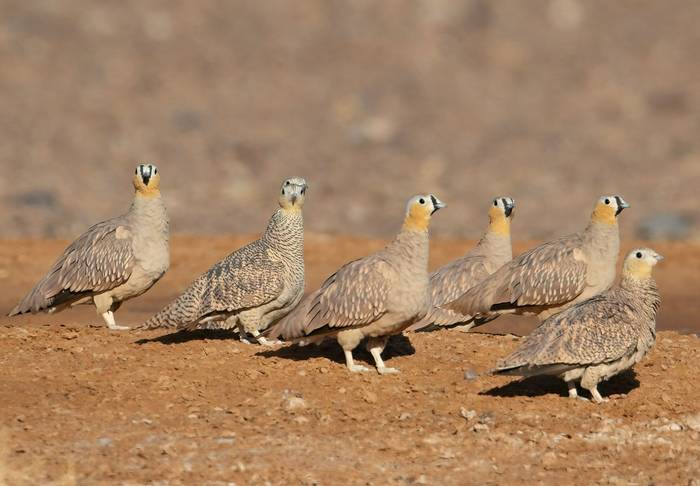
(685, 414), (700, 432)
(464, 369), (479, 381)
(460, 408), (477, 421)
(472, 423), (489, 433)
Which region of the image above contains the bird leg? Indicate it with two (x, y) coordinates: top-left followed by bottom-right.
(567, 381), (581, 399)
(589, 386), (608, 404)
(343, 350), (370, 373)
(367, 337), (399, 375)
(236, 323), (255, 345)
(101, 311), (129, 331)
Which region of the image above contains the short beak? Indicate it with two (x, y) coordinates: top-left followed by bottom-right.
(504, 199), (515, 217)
(430, 195), (446, 213)
(615, 196), (630, 216)
(291, 194), (298, 205)
(654, 253), (664, 262)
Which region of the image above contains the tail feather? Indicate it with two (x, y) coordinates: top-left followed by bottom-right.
(406, 307), (474, 332)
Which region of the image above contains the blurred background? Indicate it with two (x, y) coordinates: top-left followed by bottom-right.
(0, 0), (698, 240)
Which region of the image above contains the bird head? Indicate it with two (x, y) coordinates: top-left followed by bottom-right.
(133, 163), (161, 197)
(488, 196), (515, 235)
(623, 248), (663, 280)
(591, 195), (629, 225)
(278, 177), (308, 212)
(403, 194), (446, 231)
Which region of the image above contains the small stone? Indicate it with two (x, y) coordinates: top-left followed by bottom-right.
(459, 408), (477, 421)
(472, 423), (489, 433)
(281, 392), (307, 411)
(294, 416), (310, 424)
(62, 331), (79, 340)
(685, 415), (700, 432)
(319, 367), (329, 374)
(398, 412), (412, 421)
(464, 369), (478, 381)
(338, 387), (346, 394)
(363, 391), (378, 404)
(97, 437), (112, 447)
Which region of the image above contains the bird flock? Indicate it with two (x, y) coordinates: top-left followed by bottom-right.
(9, 165), (663, 403)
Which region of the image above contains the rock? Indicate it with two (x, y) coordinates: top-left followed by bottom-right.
(464, 369), (479, 381)
(685, 414), (700, 432)
(399, 412), (412, 421)
(294, 416), (310, 424)
(459, 408), (477, 421)
(363, 391), (378, 404)
(281, 391), (307, 411)
(472, 423), (489, 433)
(97, 437), (112, 447)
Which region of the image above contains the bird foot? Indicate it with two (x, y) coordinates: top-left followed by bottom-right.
(256, 337), (282, 346)
(106, 324), (130, 331)
(347, 364), (370, 373)
(377, 366), (400, 375)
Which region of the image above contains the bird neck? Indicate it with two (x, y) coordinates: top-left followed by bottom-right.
(387, 227), (430, 272)
(135, 187), (161, 199)
(129, 191), (168, 226)
(487, 208), (510, 236)
(476, 228), (513, 261)
(582, 219), (620, 253)
(263, 209), (305, 260)
(619, 275), (661, 320)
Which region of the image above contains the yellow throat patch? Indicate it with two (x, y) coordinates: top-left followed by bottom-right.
(625, 258), (653, 280)
(591, 202), (617, 225)
(403, 202), (431, 231)
(133, 173), (161, 199)
(488, 206), (511, 236)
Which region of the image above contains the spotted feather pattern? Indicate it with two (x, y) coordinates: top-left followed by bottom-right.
(9, 219), (134, 315)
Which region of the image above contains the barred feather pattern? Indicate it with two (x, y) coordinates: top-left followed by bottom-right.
(494, 275), (660, 376)
(142, 209), (304, 330)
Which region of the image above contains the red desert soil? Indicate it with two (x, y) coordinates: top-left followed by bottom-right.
(1, 236), (699, 485)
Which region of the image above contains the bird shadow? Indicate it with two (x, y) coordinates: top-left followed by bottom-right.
(482, 369), (640, 399)
(134, 328), (239, 345)
(256, 334), (416, 367)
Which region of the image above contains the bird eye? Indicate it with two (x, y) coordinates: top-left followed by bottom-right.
(285, 181), (290, 186)
(605, 198), (611, 205)
(419, 198), (425, 204)
(153, 168), (158, 175)
(636, 252), (643, 259)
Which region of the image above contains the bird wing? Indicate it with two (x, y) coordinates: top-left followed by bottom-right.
(269, 255), (392, 339)
(143, 240), (285, 329)
(10, 219), (135, 315)
(429, 254), (490, 306)
(495, 291), (638, 372)
(447, 234), (588, 315)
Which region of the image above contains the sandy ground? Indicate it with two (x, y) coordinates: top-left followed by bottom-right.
(1, 236), (699, 485)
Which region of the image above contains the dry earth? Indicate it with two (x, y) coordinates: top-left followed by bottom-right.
(1, 236), (699, 485)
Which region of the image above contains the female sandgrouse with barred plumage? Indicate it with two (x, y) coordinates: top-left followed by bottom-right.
(445, 195), (629, 324)
(268, 194), (446, 374)
(142, 177), (307, 345)
(493, 248), (662, 403)
(9, 164), (170, 330)
(409, 196), (515, 332)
